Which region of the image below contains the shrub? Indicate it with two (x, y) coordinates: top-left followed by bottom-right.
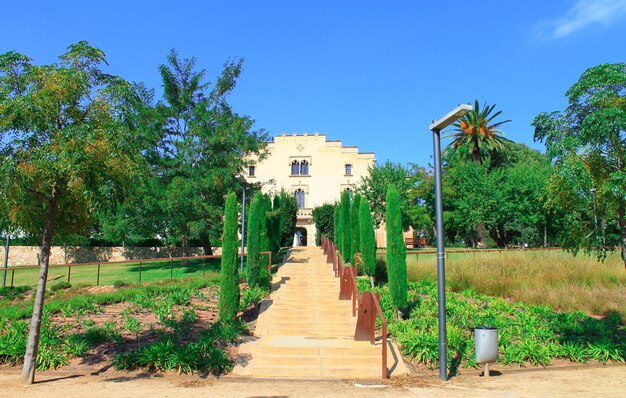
(312, 203), (336, 246)
(385, 184), (408, 310)
(351, 194), (361, 261)
(340, 190), (352, 263)
(50, 281), (72, 291)
(219, 192), (240, 322)
(276, 190), (298, 247)
(359, 199), (376, 286)
(246, 193), (262, 288)
(113, 280), (129, 289)
(333, 205), (340, 246)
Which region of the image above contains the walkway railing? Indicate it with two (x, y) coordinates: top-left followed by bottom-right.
(321, 236), (389, 379)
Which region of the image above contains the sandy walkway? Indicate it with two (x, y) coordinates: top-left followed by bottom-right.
(0, 364), (624, 398)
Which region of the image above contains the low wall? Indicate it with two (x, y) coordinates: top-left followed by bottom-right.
(0, 246), (223, 267)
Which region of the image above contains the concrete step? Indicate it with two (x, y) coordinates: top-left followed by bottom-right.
(252, 354), (380, 367)
(242, 364), (383, 379)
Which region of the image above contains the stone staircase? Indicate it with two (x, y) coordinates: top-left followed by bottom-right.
(233, 246), (407, 379)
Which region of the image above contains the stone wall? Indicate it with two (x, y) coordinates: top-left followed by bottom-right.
(0, 246), (223, 267)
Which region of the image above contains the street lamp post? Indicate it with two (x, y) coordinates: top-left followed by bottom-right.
(429, 104), (472, 381)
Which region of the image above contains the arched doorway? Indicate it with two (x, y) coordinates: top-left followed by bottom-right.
(294, 227), (308, 246)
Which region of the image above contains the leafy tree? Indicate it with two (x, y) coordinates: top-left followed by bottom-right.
(533, 63), (626, 267)
(312, 203), (336, 246)
(0, 42), (145, 384)
(105, 50), (267, 255)
(340, 190), (352, 264)
(267, 195), (281, 255)
(246, 193), (262, 287)
(219, 192), (240, 321)
(357, 161), (426, 231)
(359, 199), (377, 288)
(276, 190), (298, 247)
(386, 184), (408, 313)
(447, 99), (512, 164)
(351, 194), (362, 259)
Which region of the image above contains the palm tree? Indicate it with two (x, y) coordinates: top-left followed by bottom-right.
(447, 100), (512, 164)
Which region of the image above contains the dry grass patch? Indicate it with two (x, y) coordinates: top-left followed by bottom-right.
(405, 250), (626, 319)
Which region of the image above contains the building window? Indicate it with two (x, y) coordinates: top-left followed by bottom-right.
(295, 189), (305, 209)
(345, 164), (352, 175)
(248, 166), (255, 177)
(300, 160), (309, 175)
(291, 160), (300, 175)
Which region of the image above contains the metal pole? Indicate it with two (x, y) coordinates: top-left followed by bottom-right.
(432, 128), (448, 381)
(240, 183), (247, 274)
(3, 234), (9, 288)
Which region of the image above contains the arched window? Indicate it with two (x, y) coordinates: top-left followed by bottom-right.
(295, 189), (305, 209)
(291, 160), (300, 175)
(300, 160), (309, 175)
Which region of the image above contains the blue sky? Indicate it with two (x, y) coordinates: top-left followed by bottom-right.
(1, 0), (624, 166)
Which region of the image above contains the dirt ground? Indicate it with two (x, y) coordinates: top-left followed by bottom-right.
(0, 364), (624, 398)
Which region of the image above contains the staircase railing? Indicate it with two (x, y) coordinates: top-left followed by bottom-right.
(322, 235), (389, 379)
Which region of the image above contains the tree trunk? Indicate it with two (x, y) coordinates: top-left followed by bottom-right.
(201, 236), (213, 256)
(181, 235), (189, 266)
(544, 223), (548, 247)
(21, 197), (57, 385)
(617, 202), (626, 270)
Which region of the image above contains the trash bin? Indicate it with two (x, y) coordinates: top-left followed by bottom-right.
(475, 327), (498, 377)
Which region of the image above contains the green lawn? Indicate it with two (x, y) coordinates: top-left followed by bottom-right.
(4, 257), (223, 288)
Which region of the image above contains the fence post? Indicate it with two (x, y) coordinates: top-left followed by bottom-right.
(11, 269), (15, 287)
(67, 265), (71, 284)
(139, 260), (143, 283)
(202, 257), (206, 278)
(170, 258), (174, 279)
(97, 263), (101, 286)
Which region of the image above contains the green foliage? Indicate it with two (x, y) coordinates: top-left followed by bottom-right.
(334, 205), (341, 248)
(385, 185), (408, 310)
(50, 282), (72, 292)
(312, 203), (336, 246)
(533, 63), (626, 265)
(358, 161), (428, 231)
(351, 194), (361, 257)
(267, 196), (281, 256)
(239, 286), (269, 311)
(359, 199), (377, 279)
(446, 99), (512, 163)
(276, 190), (298, 247)
(219, 192), (240, 322)
(369, 280), (625, 372)
(246, 193), (262, 288)
(340, 190), (352, 263)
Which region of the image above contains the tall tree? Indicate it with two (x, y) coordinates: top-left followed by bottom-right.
(351, 194), (362, 260)
(246, 193), (262, 287)
(276, 190), (298, 247)
(312, 203), (336, 246)
(0, 42), (145, 384)
(219, 192), (240, 321)
(533, 63), (626, 267)
(111, 50), (267, 255)
(340, 190), (352, 264)
(359, 199), (377, 288)
(386, 184), (408, 314)
(333, 205), (341, 246)
(447, 99), (512, 164)
(357, 161), (426, 230)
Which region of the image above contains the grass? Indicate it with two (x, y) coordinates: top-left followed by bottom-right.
(4, 257), (222, 288)
(399, 250), (626, 319)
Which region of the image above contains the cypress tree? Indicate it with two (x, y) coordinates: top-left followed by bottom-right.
(340, 190), (352, 264)
(351, 193), (362, 260)
(333, 204), (340, 246)
(246, 193), (262, 288)
(219, 192), (240, 322)
(260, 195), (271, 287)
(359, 199), (377, 288)
(386, 184), (408, 312)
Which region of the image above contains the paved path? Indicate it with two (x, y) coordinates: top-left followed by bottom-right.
(233, 246), (407, 379)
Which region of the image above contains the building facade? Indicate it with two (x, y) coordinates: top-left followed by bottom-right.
(243, 133), (375, 246)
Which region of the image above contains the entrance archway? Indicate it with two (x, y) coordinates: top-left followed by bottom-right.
(294, 227), (308, 246)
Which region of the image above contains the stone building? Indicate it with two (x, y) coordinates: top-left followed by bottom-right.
(243, 133), (375, 246)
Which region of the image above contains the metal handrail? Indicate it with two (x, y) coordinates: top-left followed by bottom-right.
(371, 291), (388, 379)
